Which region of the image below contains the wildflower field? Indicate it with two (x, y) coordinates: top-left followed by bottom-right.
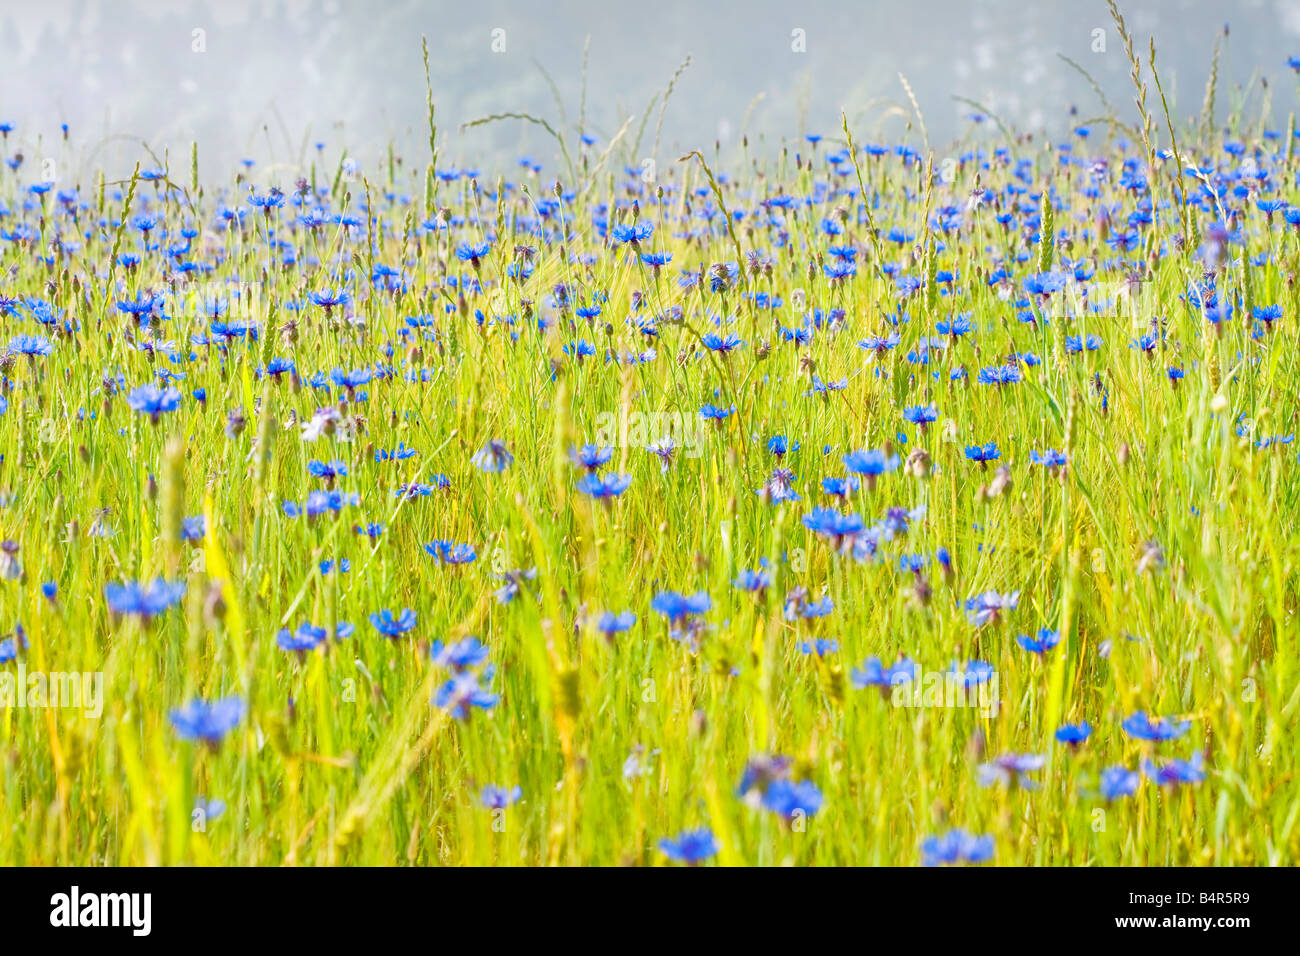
(2, 10), (1299, 868)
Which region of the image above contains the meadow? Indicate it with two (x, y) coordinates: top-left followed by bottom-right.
(1, 11), (1298, 867)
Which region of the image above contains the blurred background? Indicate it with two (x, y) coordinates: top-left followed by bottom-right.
(0, 0), (1296, 185)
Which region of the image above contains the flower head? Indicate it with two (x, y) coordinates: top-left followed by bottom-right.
(169, 697), (245, 745)
(370, 607), (417, 638)
(921, 828), (994, 866)
(658, 828), (718, 864)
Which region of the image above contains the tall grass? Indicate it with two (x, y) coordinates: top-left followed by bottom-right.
(0, 19), (1298, 866)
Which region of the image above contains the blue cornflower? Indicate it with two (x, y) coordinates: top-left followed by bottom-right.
(767, 435), (797, 459)
(760, 779), (823, 822)
(576, 472), (633, 499)
(1142, 752), (1206, 787)
(936, 314), (972, 337)
(1122, 711), (1190, 741)
(797, 638), (838, 657)
(168, 697), (245, 745)
(658, 828), (719, 864)
(1030, 449), (1068, 468)
(921, 828), (995, 866)
(277, 623), (328, 653)
(9, 334), (53, 356)
(104, 579), (186, 617)
(757, 467), (801, 503)
(611, 221), (653, 245)
(736, 754), (793, 800)
(435, 671), (499, 719)
(1017, 628), (1061, 654)
(733, 568), (773, 594)
(424, 540), (478, 565)
(858, 331), (901, 354)
(265, 360), (297, 384)
(1065, 333), (1103, 354)
(977, 364), (1022, 386)
(249, 188), (285, 210)
(806, 375), (848, 394)
(802, 507), (866, 547)
(965, 442), (1000, 465)
(1055, 721), (1093, 746)
(820, 475), (860, 497)
(209, 318), (258, 343)
(376, 442), (418, 463)
(948, 659), (996, 687)
(903, 404), (939, 428)
(977, 752), (1045, 788)
(125, 384), (182, 421)
(370, 607), (417, 637)
(454, 240), (492, 266)
(395, 482), (436, 500)
(898, 553), (926, 573)
(307, 288), (351, 310)
(308, 459), (349, 481)
(570, 444), (613, 471)
(480, 785), (522, 809)
(851, 656), (917, 693)
(1099, 766), (1141, 801)
(1023, 271), (1067, 297)
(595, 611), (637, 637)
(702, 332), (744, 353)
(785, 593), (834, 619)
(0, 635), (22, 663)
(471, 439), (514, 472)
(1132, 330), (1160, 352)
(329, 367), (372, 393)
(650, 591), (711, 621)
(842, 448), (900, 480)
(964, 590), (1019, 625)
(282, 489), (359, 519)
(430, 637), (490, 671)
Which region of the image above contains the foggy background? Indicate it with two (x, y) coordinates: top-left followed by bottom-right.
(0, 0), (1297, 188)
